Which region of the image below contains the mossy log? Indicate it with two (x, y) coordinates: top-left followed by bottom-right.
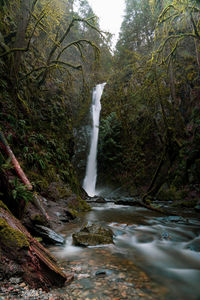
(0, 206), (73, 291)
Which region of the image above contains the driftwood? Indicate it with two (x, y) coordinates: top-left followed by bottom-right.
(0, 206), (73, 290)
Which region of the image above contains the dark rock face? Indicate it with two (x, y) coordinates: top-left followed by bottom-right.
(72, 223), (114, 247)
(34, 225), (65, 245)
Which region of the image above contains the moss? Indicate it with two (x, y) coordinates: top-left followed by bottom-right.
(157, 185), (185, 201)
(45, 165), (58, 183)
(68, 197), (91, 217)
(0, 218), (29, 249)
(68, 208), (78, 218)
(171, 199), (198, 208)
(32, 214), (47, 225)
(57, 185), (73, 198)
(78, 197), (91, 212)
(28, 171), (49, 191)
(0, 200), (10, 212)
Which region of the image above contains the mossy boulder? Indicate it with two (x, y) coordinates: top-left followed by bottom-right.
(72, 223), (114, 247)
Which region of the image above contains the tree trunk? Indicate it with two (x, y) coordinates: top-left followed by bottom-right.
(12, 0), (32, 78)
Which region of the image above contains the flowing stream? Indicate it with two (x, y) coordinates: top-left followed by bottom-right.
(50, 84), (200, 299)
(83, 83), (106, 197)
(51, 202), (200, 300)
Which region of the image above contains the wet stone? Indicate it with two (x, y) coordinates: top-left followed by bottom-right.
(95, 270), (107, 277)
(72, 223), (114, 247)
(9, 277), (22, 284)
(34, 225), (65, 245)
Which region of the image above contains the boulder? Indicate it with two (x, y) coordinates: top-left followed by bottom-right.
(34, 225), (65, 245)
(72, 223), (114, 247)
(93, 196), (106, 203)
(114, 197), (141, 206)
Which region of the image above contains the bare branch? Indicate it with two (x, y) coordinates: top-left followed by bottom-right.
(56, 39), (100, 61)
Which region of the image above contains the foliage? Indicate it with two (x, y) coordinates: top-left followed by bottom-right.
(0, 0), (112, 210)
(98, 112), (123, 171)
(99, 0), (200, 201)
(10, 178), (33, 205)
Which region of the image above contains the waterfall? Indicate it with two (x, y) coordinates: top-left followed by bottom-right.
(83, 83), (106, 197)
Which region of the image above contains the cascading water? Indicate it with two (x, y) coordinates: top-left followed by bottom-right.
(83, 83), (106, 197)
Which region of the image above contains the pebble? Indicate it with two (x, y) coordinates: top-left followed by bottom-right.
(95, 270), (107, 277)
(19, 282), (26, 287)
(0, 254), (166, 300)
(77, 274), (90, 280)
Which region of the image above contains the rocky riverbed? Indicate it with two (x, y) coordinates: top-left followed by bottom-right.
(1, 197), (200, 300)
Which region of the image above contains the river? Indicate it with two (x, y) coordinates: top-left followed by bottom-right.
(50, 201), (200, 300)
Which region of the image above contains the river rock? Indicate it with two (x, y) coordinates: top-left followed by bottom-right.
(72, 223), (114, 247)
(114, 197), (141, 206)
(34, 225), (65, 245)
(86, 196), (106, 203)
(93, 196), (107, 203)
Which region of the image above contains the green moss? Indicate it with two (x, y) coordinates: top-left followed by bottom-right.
(0, 200), (10, 212)
(0, 218), (29, 248)
(28, 171), (49, 191)
(46, 165), (58, 182)
(68, 208), (78, 218)
(68, 197), (91, 217)
(157, 185), (185, 201)
(57, 185), (73, 198)
(78, 197), (91, 212)
(171, 199), (198, 208)
(32, 214), (47, 225)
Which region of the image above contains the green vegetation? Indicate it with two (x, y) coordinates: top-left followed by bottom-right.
(0, 0), (199, 214)
(0, 0), (112, 216)
(97, 0), (200, 205)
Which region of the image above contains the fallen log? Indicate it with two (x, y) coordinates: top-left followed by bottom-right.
(0, 206), (73, 291)
(0, 131), (32, 190)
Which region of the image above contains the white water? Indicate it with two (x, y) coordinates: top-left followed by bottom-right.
(83, 83), (106, 197)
